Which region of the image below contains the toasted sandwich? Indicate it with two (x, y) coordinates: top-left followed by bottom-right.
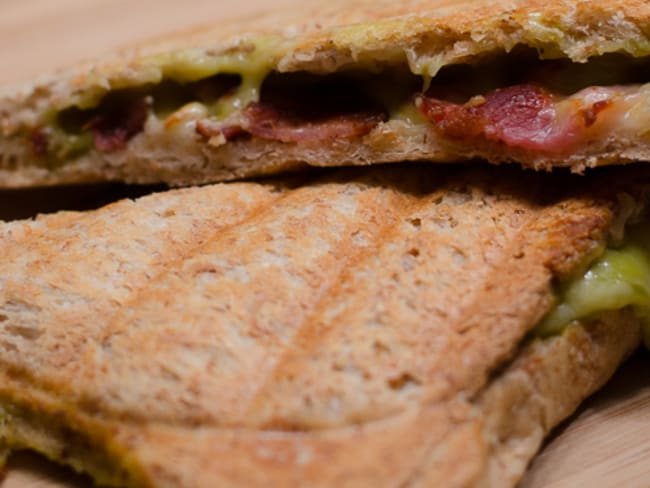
(0, 164), (647, 487)
(1, 0), (650, 187)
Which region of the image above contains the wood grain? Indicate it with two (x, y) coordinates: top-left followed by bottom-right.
(521, 352), (650, 488)
(1, 1), (649, 487)
(0, 0), (287, 85)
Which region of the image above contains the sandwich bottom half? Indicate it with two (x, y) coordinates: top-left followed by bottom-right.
(0, 311), (641, 488)
(0, 163), (647, 487)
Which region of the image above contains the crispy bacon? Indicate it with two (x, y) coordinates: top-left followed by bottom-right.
(195, 72), (389, 145)
(416, 84), (613, 154)
(196, 103), (385, 144)
(241, 102), (385, 143)
(30, 128), (49, 158)
(90, 97), (149, 153)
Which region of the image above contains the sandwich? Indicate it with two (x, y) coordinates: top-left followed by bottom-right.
(0, 163), (648, 487)
(0, 0), (649, 187)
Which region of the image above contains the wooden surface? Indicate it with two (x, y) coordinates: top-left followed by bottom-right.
(0, 0), (288, 85)
(521, 351), (650, 488)
(1, 1), (650, 487)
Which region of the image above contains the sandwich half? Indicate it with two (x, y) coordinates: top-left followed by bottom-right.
(0, 164), (648, 486)
(1, 0), (650, 187)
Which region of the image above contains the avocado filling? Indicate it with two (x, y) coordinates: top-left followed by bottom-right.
(536, 225), (650, 346)
(24, 45), (650, 166)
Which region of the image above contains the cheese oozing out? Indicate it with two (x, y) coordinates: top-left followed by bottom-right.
(31, 46), (650, 162)
(536, 225), (650, 346)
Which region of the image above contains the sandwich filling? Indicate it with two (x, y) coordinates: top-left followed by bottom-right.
(537, 224), (650, 345)
(17, 44), (650, 167)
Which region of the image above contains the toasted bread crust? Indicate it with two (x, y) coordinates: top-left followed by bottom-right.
(0, 313), (639, 488)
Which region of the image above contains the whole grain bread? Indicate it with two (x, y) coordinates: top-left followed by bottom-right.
(1, 0), (649, 187)
(0, 164), (646, 486)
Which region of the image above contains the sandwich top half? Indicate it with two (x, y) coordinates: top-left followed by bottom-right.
(0, 163), (649, 487)
(1, 0), (650, 187)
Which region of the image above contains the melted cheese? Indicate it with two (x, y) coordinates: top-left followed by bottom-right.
(536, 226), (650, 346)
(63, 36), (286, 111)
(153, 38), (285, 117)
(556, 84), (650, 138)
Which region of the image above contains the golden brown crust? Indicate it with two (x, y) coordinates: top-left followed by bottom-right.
(0, 313), (639, 488)
(420, 310), (641, 488)
(0, 164), (644, 486)
(1, 0), (649, 186)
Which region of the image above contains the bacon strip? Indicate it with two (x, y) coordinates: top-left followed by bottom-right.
(90, 98), (150, 153)
(416, 84), (613, 154)
(196, 102), (385, 144)
(240, 102), (385, 143)
(30, 128), (49, 158)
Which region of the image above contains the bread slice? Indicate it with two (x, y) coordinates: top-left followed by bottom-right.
(0, 164), (646, 487)
(1, 0), (650, 187)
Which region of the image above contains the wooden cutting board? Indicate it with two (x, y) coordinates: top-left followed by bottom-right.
(1, 1), (649, 487)
(521, 351), (650, 488)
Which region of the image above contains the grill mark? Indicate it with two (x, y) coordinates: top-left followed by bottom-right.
(245, 193), (514, 427)
(0, 179), (303, 421)
(241, 184), (426, 427)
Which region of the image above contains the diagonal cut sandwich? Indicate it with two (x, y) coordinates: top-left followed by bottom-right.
(0, 164), (649, 487)
(1, 0), (650, 187)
